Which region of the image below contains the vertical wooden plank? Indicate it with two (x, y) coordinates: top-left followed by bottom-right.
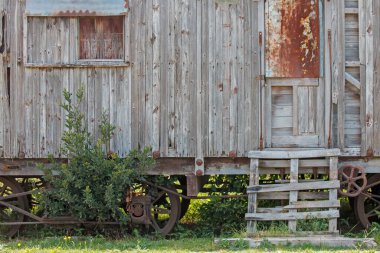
(180, 0), (190, 156)
(174, 0), (182, 156)
(152, 0), (161, 154)
(167, 0), (176, 155)
(196, 0), (203, 161)
(222, 3), (230, 154)
(258, 0), (265, 149)
(0, 4), (5, 157)
(229, 3), (238, 154)
(309, 86), (316, 133)
(201, 0), (209, 156)
(129, 0), (140, 149)
(247, 158), (259, 234)
(332, 0), (346, 149)
(264, 85), (272, 147)
(324, 0), (332, 148)
(292, 86), (299, 135)
(288, 158), (299, 232)
(39, 70), (46, 157)
(215, 2), (223, 155)
(208, 0), (216, 155)
(159, 0), (168, 156)
(9, 0), (26, 157)
(329, 156), (339, 232)
(365, 0), (374, 155)
(373, 1), (380, 155)
(298, 87), (309, 134)
(359, 0), (367, 155)
(236, 0), (245, 154)
(243, 0), (250, 152)
(144, 0), (152, 149)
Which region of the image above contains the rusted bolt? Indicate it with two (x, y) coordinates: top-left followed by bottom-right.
(229, 151), (237, 158)
(196, 169), (204, 176)
(196, 159), (203, 166)
(152, 151), (160, 159)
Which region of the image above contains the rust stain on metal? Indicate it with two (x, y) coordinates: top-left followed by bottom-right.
(266, 0), (320, 78)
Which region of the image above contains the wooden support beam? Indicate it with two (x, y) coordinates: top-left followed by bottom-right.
(247, 159), (259, 235)
(288, 159), (299, 232)
(248, 149), (341, 159)
(247, 180), (340, 193)
(345, 72), (361, 91)
(245, 210), (340, 221)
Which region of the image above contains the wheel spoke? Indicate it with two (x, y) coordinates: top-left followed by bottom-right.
(352, 182), (362, 190)
(366, 205), (380, 218)
(362, 192), (380, 206)
(152, 191), (166, 205)
(152, 207), (171, 215)
(365, 181), (380, 190)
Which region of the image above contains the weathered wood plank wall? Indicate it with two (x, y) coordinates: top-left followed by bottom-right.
(0, 0), (260, 159)
(373, 0), (380, 156)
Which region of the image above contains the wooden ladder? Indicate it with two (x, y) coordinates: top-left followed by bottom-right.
(246, 149), (341, 235)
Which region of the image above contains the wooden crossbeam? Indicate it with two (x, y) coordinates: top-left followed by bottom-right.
(245, 210), (340, 221)
(345, 72), (360, 91)
(247, 180), (340, 193)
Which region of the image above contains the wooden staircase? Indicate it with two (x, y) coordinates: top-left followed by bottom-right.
(246, 149), (341, 235)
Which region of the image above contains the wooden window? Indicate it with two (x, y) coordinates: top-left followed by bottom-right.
(79, 16), (124, 60)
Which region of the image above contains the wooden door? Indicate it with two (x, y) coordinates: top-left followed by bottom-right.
(264, 0), (325, 148)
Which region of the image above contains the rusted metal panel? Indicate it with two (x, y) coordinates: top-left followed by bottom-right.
(265, 0), (320, 78)
(26, 0), (128, 16)
(79, 16), (124, 59)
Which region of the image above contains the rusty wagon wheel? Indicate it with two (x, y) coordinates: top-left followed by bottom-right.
(354, 173), (380, 229)
(339, 165), (367, 197)
(0, 177), (29, 238)
(147, 186), (181, 236)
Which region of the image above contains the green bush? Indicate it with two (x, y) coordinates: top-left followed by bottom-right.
(40, 87), (154, 223)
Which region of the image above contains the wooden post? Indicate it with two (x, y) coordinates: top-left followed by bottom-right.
(247, 158), (259, 234)
(329, 157), (339, 233)
(288, 158), (299, 232)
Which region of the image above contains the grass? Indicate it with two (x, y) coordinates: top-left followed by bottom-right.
(0, 236), (378, 253)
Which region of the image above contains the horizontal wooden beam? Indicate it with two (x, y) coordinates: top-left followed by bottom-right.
(247, 180), (340, 193)
(245, 210), (340, 221)
(258, 191), (329, 200)
(284, 200), (341, 209)
(248, 149), (340, 159)
(345, 8), (359, 14)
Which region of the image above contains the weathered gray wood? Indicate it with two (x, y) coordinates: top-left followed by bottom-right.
(246, 210), (340, 221)
(329, 157), (339, 233)
(248, 149), (341, 159)
(373, 1), (380, 156)
(345, 72), (361, 91)
(284, 200), (340, 210)
(365, 0), (374, 155)
(288, 159), (299, 232)
(247, 180), (340, 193)
(247, 158), (259, 234)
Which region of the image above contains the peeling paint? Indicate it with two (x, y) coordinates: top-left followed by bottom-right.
(266, 0), (320, 78)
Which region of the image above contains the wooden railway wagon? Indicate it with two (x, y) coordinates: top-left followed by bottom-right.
(0, 0), (380, 236)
